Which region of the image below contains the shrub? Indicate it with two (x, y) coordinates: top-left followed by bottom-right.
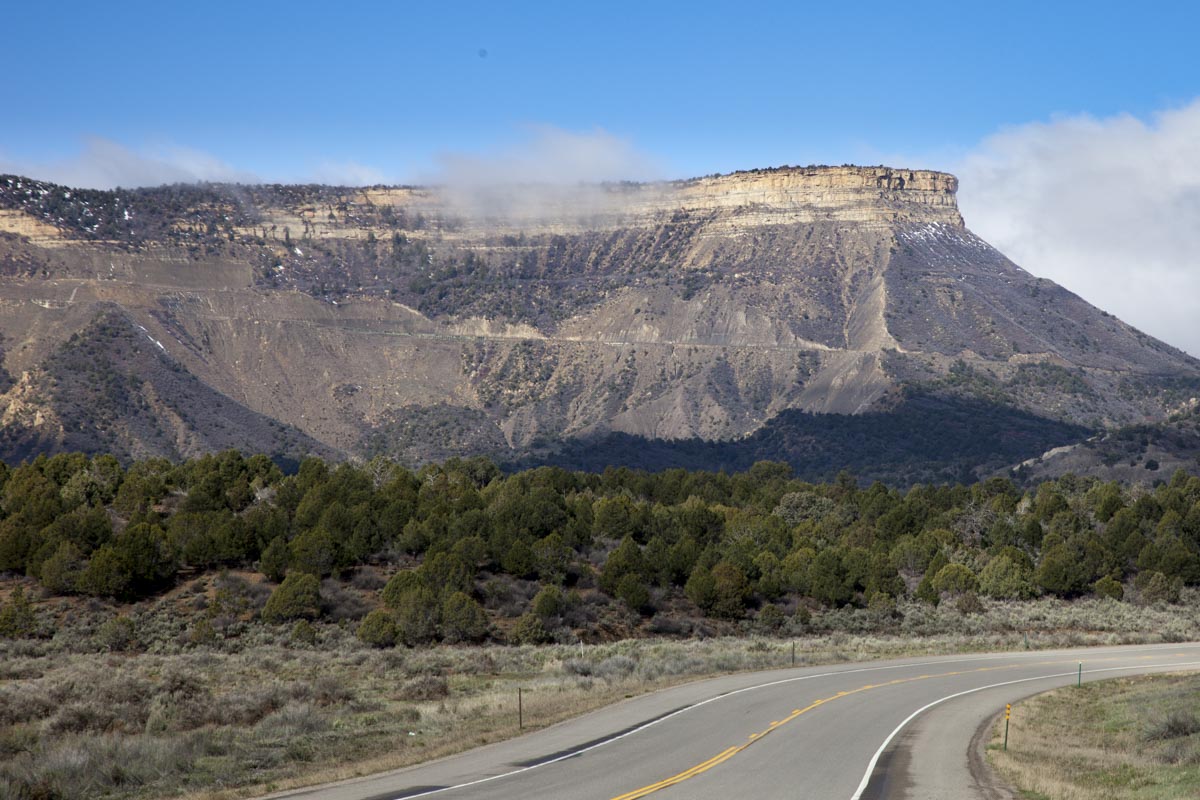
(357, 609), (398, 648)
(289, 527), (337, 576)
(0, 587), (36, 639)
(254, 702), (329, 739)
(531, 584), (564, 620)
(262, 573), (322, 622)
(867, 592), (897, 617)
(510, 612), (552, 645)
(40, 541), (84, 594)
(1143, 709), (1200, 741)
(393, 586), (440, 645)
(1138, 571), (1182, 605)
(757, 602), (786, 632)
(1093, 575), (1124, 600)
(77, 544), (132, 597)
(381, 569), (425, 609)
(95, 615), (139, 651)
(441, 592), (488, 643)
(931, 563), (979, 597)
(616, 573), (651, 615)
(1035, 545), (1088, 596)
(710, 561), (750, 619)
(396, 675), (449, 701)
(684, 565), (717, 612)
(594, 655), (636, 680)
(955, 591), (985, 615)
(187, 618), (219, 646)
(978, 555), (1036, 600)
(291, 619), (318, 645)
(259, 535), (290, 582)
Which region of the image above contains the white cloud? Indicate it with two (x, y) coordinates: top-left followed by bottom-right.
(956, 101), (1200, 357)
(0, 137), (258, 188)
(426, 124), (663, 220)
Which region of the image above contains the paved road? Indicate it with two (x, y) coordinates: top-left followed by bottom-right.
(268, 643), (1200, 800)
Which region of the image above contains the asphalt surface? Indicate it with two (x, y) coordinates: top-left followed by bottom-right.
(267, 643), (1200, 800)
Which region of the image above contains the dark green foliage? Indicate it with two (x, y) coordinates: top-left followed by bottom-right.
(75, 545), (127, 596)
(978, 555), (1037, 600)
(289, 528), (338, 576)
(1094, 575), (1124, 600)
(356, 609), (398, 648)
(510, 612), (552, 645)
(0, 586), (35, 638)
(261, 573), (322, 622)
(393, 587), (440, 645)
(440, 591), (488, 643)
(531, 585), (564, 620)
(931, 563), (979, 597)
(259, 536), (290, 583)
(39, 541), (85, 593)
(684, 565), (718, 612)
(1036, 545), (1090, 597)
(1, 450), (1199, 637)
(599, 536), (647, 594)
(616, 573), (652, 615)
(710, 561), (751, 619)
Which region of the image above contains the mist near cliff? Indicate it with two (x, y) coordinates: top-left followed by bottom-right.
(958, 99), (1200, 358)
(425, 125), (664, 222)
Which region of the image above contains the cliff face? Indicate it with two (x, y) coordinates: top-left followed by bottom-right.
(343, 165), (962, 236)
(0, 166), (1196, 475)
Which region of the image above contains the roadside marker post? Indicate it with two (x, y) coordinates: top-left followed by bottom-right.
(792, 642), (796, 667)
(1077, 662), (1082, 687)
(519, 687), (523, 730)
(1004, 703), (1010, 751)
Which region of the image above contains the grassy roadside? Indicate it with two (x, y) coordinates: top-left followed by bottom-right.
(3, 583), (1200, 800)
(987, 673), (1200, 800)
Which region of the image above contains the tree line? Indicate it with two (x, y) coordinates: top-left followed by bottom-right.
(1, 452), (1198, 644)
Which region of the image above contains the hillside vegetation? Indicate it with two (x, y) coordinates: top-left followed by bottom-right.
(3, 453), (1200, 646)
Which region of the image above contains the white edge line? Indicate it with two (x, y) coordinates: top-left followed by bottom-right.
(848, 659), (1200, 800)
(388, 646), (1198, 800)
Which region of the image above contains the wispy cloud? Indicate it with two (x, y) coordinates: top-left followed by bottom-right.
(426, 124), (663, 220)
(956, 100), (1200, 356)
(0, 138), (398, 189)
(0, 137), (258, 188)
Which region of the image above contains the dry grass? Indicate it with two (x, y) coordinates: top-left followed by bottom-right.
(988, 673), (1200, 800)
(3, 584), (1200, 800)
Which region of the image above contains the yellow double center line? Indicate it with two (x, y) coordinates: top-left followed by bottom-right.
(610, 658), (1113, 800)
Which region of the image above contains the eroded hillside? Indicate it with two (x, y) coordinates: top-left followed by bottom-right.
(0, 166), (1196, 477)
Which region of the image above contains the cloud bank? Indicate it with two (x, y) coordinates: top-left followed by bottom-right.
(956, 100), (1200, 357)
(427, 125), (663, 220)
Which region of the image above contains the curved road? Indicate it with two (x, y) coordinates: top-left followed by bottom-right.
(269, 643), (1200, 800)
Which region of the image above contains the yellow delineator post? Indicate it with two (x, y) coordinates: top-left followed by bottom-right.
(1003, 703), (1011, 751)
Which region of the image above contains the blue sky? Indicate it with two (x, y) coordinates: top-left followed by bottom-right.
(3, 1), (1200, 354)
(4, 0), (1198, 182)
